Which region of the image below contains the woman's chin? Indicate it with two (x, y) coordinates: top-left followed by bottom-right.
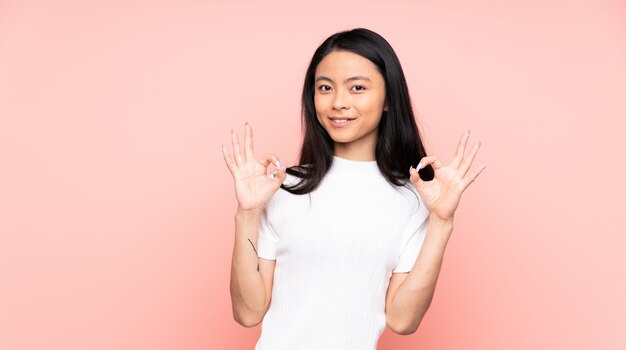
(329, 134), (354, 144)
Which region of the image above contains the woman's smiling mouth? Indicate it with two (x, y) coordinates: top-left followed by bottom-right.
(329, 116), (356, 127)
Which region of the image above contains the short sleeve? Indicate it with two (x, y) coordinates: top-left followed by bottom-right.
(257, 205), (278, 260)
(392, 201), (430, 273)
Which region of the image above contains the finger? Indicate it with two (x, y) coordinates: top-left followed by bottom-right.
(231, 128), (245, 167)
(259, 153), (279, 170)
(416, 155), (443, 171)
(222, 143), (238, 175)
(461, 164), (487, 189)
(459, 141), (481, 178)
(409, 165), (421, 184)
(410, 165), (433, 194)
(449, 130), (470, 169)
(244, 121), (255, 162)
(271, 163), (287, 184)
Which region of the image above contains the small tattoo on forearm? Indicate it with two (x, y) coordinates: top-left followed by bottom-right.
(248, 238), (260, 272)
(247, 238), (258, 254)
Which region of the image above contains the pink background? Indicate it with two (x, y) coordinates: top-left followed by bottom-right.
(1, 0), (625, 349)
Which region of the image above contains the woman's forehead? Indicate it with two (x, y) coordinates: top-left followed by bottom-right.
(315, 51), (382, 81)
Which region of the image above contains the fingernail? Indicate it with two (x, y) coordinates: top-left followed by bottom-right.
(416, 163), (424, 171)
(276, 159), (281, 169)
(283, 162), (287, 171)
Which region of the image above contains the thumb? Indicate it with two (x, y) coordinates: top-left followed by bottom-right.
(275, 162), (287, 184)
(409, 165), (422, 185)
(269, 161), (287, 185)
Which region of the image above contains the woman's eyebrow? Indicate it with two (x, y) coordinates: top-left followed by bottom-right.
(315, 75), (371, 83)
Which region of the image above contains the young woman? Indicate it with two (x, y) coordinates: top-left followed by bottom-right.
(223, 28), (486, 350)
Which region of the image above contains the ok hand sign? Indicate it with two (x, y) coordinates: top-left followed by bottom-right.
(409, 130), (486, 222)
(222, 122), (287, 213)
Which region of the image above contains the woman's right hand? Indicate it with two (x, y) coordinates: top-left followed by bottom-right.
(222, 122), (287, 212)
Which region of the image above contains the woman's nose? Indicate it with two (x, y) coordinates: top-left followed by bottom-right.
(332, 90), (350, 110)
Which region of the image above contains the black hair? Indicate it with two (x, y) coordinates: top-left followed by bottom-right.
(281, 27), (432, 197)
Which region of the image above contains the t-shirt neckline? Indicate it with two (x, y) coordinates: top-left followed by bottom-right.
(329, 155), (382, 180)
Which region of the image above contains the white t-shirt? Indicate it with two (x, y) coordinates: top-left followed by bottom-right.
(254, 155), (430, 350)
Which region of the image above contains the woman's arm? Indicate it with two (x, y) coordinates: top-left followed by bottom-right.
(222, 123), (285, 328)
(387, 130), (485, 334)
(230, 207), (273, 327)
(386, 215), (453, 334)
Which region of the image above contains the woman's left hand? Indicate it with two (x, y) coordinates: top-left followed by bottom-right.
(409, 130), (486, 222)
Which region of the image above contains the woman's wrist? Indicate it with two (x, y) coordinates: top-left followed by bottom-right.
(236, 206), (263, 218)
(429, 214), (454, 228)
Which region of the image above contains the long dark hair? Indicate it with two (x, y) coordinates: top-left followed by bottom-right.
(281, 27), (432, 196)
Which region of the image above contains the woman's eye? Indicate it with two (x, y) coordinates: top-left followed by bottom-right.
(318, 85), (365, 92)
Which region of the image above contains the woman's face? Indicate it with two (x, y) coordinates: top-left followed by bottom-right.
(314, 50), (387, 159)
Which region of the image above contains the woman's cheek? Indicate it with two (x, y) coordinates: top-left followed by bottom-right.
(356, 95), (376, 113)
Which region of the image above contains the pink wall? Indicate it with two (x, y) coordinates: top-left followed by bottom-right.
(1, 0), (624, 349)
